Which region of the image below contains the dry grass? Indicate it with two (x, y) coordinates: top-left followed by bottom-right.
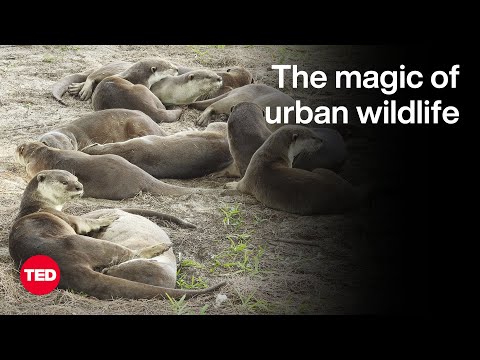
(0, 45), (376, 315)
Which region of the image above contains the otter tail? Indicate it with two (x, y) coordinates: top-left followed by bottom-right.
(188, 92), (230, 110)
(75, 267), (226, 300)
(51, 69), (94, 105)
(120, 208), (196, 229)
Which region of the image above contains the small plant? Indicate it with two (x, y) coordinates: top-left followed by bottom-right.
(210, 233), (264, 275)
(179, 259), (205, 269)
(166, 294), (189, 315)
(198, 304), (209, 315)
(236, 290), (272, 314)
(176, 274), (208, 289)
(42, 55), (55, 63)
(166, 294), (210, 315)
(220, 204), (244, 229)
(188, 45), (209, 57)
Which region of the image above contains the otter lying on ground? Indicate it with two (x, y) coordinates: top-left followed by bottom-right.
(225, 125), (362, 215)
(190, 84), (295, 130)
(227, 103), (347, 176)
(15, 142), (204, 200)
(52, 62), (252, 104)
(9, 170), (225, 299)
(38, 109), (166, 150)
(92, 58), (183, 123)
(82, 122), (235, 179)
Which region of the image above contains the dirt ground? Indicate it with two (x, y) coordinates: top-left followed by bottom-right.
(0, 45), (381, 315)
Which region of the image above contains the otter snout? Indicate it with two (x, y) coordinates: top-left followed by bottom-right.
(67, 181), (84, 193)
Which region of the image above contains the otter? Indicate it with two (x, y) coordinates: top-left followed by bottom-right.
(9, 170), (225, 299)
(225, 125), (361, 215)
(81, 122), (233, 179)
(38, 109), (166, 151)
(150, 69), (223, 106)
(227, 102), (272, 177)
(92, 58), (183, 123)
(190, 84), (295, 130)
(52, 62), (252, 104)
(196, 66), (254, 101)
(52, 61), (133, 105)
(227, 103), (348, 175)
(15, 142), (203, 200)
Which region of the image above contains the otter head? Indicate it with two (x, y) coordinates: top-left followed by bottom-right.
(34, 170), (84, 210)
(38, 132), (78, 151)
(142, 58), (179, 88)
(186, 69), (223, 97)
(15, 142), (47, 166)
(224, 67), (254, 85)
(280, 126), (323, 166)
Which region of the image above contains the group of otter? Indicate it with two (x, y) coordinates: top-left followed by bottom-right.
(9, 56), (365, 302)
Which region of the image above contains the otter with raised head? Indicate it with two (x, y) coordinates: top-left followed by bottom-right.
(92, 58), (183, 123)
(227, 102), (272, 177)
(227, 103), (348, 175)
(9, 170), (225, 299)
(82, 122), (234, 179)
(190, 84), (295, 130)
(15, 142), (202, 200)
(150, 69), (223, 106)
(225, 125), (361, 215)
(38, 109), (166, 151)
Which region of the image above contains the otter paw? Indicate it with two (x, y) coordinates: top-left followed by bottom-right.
(137, 243), (172, 258)
(97, 215), (119, 228)
(195, 114), (210, 127)
(79, 87), (93, 101)
(68, 82), (85, 95)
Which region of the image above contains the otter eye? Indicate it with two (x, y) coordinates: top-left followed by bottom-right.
(151, 66), (157, 73)
(188, 74), (194, 80)
(19, 146), (24, 153)
(226, 69), (231, 72)
(61, 181), (68, 185)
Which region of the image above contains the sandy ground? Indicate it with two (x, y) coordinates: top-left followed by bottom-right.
(0, 45), (380, 315)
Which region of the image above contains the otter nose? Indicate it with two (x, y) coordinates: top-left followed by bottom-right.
(75, 182), (83, 191)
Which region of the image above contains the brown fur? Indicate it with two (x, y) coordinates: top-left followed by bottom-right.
(92, 58), (182, 123)
(15, 142), (202, 200)
(38, 109), (166, 150)
(228, 126), (360, 215)
(82, 122), (233, 179)
(197, 66), (254, 100)
(190, 84), (295, 130)
(150, 69), (223, 105)
(9, 170), (225, 299)
(227, 102), (271, 177)
(227, 103), (348, 175)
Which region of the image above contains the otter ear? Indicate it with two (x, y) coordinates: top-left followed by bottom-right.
(41, 141), (48, 146)
(37, 173), (46, 183)
(292, 133), (298, 142)
(151, 66), (157, 73)
(188, 74), (194, 81)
